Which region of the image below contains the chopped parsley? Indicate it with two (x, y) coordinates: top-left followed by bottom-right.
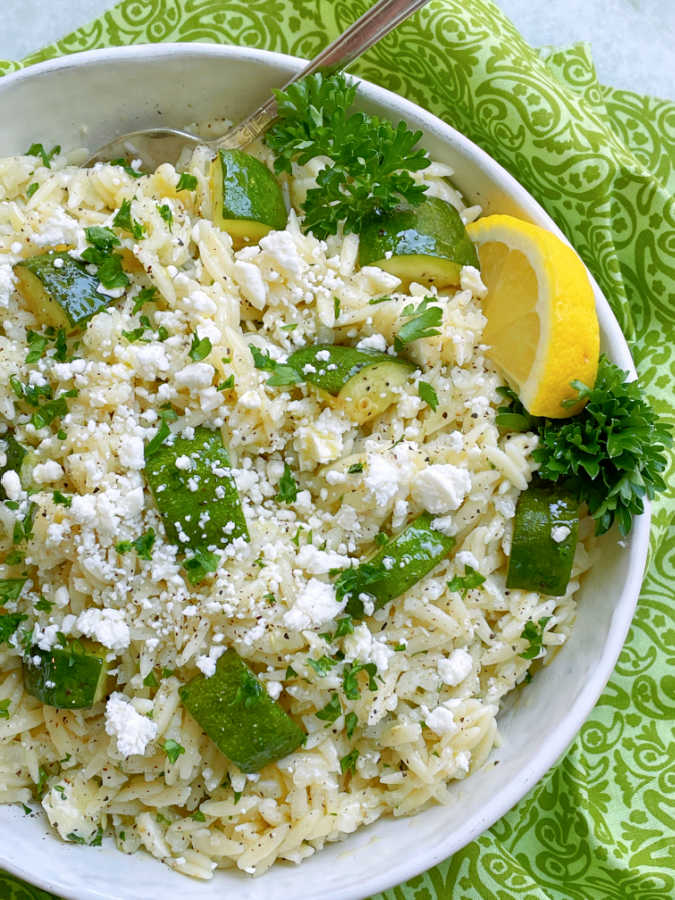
(334, 616), (354, 638)
(0, 698), (11, 719)
(25, 331), (49, 364)
(345, 711), (358, 739)
(143, 671), (159, 688)
(144, 420), (171, 458)
(249, 345), (302, 387)
(26, 142), (60, 168)
(157, 204), (173, 229)
(191, 809), (206, 822)
(333, 296), (341, 320)
(111, 157), (144, 178)
(342, 661), (377, 700)
(394, 297), (443, 351)
(285, 665), (298, 679)
(519, 617), (551, 660)
(52, 491), (72, 508)
(189, 334), (212, 361)
(217, 375), (235, 391)
(347, 462), (364, 474)
(82, 226), (129, 290)
(163, 739), (186, 764)
(26, 182), (39, 198)
(34, 597), (53, 613)
(418, 381), (439, 411)
(307, 655), (337, 677)
(0, 613), (27, 646)
(176, 172), (198, 191)
(447, 565), (486, 598)
(132, 286), (158, 315)
(113, 199), (145, 239)
(315, 693), (342, 723)
(340, 748), (359, 774)
(276, 463), (298, 503)
(0, 578), (26, 604)
(183, 548), (219, 585)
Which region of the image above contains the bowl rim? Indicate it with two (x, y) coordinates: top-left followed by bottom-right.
(0, 41), (651, 900)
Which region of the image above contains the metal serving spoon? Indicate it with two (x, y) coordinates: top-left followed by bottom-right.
(87, 0), (430, 170)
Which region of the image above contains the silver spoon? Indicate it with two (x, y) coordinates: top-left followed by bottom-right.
(87, 0), (431, 170)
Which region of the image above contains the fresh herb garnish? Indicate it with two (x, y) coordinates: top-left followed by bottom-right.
(189, 334), (212, 361)
(333, 296), (341, 320)
(418, 381), (439, 411)
(176, 172), (198, 191)
(285, 665), (297, 679)
(519, 617), (551, 659)
(0, 578), (26, 604)
(342, 661), (377, 700)
(26, 182), (39, 198)
(217, 375), (235, 391)
(157, 204), (173, 229)
(82, 226), (129, 290)
(163, 739), (186, 764)
(315, 693), (342, 723)
(113, 199), (145, 239)
(132, 286), (158, 315)
(345, 711), (358, 739)
(340, 748), (359, 774)
(183, 548), (219, 584)
(133, 529), (155, 560)
(235, 670), (264, 708)
(0, 698), (11, 719)
(265, 73), (430, 238)
(191, 809), (206, 822)
(347, 463), (364, 474)
(447, 565), (485, 598)
(249, 345), (302, 387)
(276, 463), (298, 503)
(307, 655), (337, 677)
(334, 616), (354, 638)
(394, 297), (443, 351)
(145, 420), (172, 458)
(498, 356), (672, 535)
(35, 597), (53, 613)
(0, 613), (27, 646)
(143, 671), (159, 688)
(111, 157), (144, 178)
(25, 331), (49, 364)
(52, 491), (72, 508)
(26, 143), (60, 168)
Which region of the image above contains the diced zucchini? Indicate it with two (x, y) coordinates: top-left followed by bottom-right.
(359, 197), (478, 288)
(180, 648), (305, 772)
(145, 426), (248, 554)
(14, 251), (112, 331)
(506, 479), (579, 596)
(286, 344), (415, 425)
(335, 513), (456, 618)
(0, 434), (26, 500)
(210, 149), (287, 245)
(24, 639), (109, 709)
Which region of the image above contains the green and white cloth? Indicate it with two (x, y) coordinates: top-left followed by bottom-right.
(0, 1), (672, 897)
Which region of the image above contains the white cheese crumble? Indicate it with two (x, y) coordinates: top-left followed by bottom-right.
(412, 464), (471, 514)
(459, 265), (488, 299)
(438, 648), (473, 686)
(551, 525), (571, 543)
(283, 578), (344, 629)
(356, 333), (387, 352)
(296, 545), (351, 575)
(105, 693), (157, 756)
(31, 460), (64, 484)
(76, 608), (130, 652)
(1, 470), (22, 501)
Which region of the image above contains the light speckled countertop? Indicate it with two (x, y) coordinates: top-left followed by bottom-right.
(0, 0), (673, 100)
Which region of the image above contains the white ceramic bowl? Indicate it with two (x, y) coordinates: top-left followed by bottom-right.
(0, 44), (649, 900)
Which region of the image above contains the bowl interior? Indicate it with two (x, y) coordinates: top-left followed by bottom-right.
(0, 44), (649, 900)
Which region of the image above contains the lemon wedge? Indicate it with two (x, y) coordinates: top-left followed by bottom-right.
(466, 214), (599, 418)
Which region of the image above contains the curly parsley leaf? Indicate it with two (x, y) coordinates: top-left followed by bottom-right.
(519, 617), (551, 660)
(157, 203), (173, 229)
(26, 143), (60, 168)
(340, 748), (359, 774)
(189, 334), (212, 361)
(315, 693), (342, 723)
(132, 286), (158, 315)
(497, 356), (672, 535)
(276, 463), (298, 503)
(183, 548), (219, 585)
(394, 297), (443, 351)
(133, 529), (155, 561)
(265, 73), (430, 238)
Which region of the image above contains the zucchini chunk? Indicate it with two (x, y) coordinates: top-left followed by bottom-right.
(0, 434), (26, 500)
(335, 513), (456, 618)
(359, 197), (478, 289)
(506, 479), (579, 596)
(210, 149), (287, 245)
(24, 639), (109, 709)
(180, 649), (305, 772)
(145, 426), (249, 553)
(14, 251), (112, 331)
(286, 344), (415, 425)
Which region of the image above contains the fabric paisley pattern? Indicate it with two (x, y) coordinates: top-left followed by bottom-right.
(0, 2), (672, 898)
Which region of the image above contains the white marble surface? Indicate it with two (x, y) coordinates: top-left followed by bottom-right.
(0, 0), (673, 100)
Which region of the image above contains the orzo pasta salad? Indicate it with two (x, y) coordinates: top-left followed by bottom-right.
(3, 72), (642, 880)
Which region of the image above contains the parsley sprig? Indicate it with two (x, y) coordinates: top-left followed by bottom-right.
(265, 73), (430, 238)
(394, 297), (443, 351)
(498, 356), (672, 535)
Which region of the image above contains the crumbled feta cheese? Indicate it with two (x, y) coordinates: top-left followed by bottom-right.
(296, 545), (351, 575)
(344, 623), (394, 672)
(232, 260), (267, 310)
(551, 525), (571, 543)
(196, 645), (226, 677)
(421, 703), (458, 736)
(356, 333), (387, 352)
(105, 693), (157, 756)
(438, 649), (473, 686)
(364, 455), (400, 508)
(0, 263), (17, 308)
(1, 470), (22, 500)
(118, 435), (145, 470)
(174, 362), (214, 391)
(283, 578), (344, 629)
(175, 455), (193, 471)
(460, 265), (488, 299)
(412, 464), (471, 514)
(76, 608), (130, 652)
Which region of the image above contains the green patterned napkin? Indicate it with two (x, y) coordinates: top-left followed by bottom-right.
(1, 2), (673, 898)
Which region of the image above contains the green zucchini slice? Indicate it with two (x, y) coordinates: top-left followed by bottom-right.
(506, 479), (579, 596)
(210, 149), (287, 245)
(24, 639), (109, 709)
(359, 197), (478, 289)
(286, 344), (415, 424)
(180, 648), (305, 772)
(14, 251), (112, 331)
(145, 426), (249, 554)
(335, 513), (456, 618)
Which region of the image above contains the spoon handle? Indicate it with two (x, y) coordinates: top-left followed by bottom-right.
(219, 0), (430, 151)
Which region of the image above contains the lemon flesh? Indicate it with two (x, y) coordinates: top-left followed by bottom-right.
(466, 215), (599, 418)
